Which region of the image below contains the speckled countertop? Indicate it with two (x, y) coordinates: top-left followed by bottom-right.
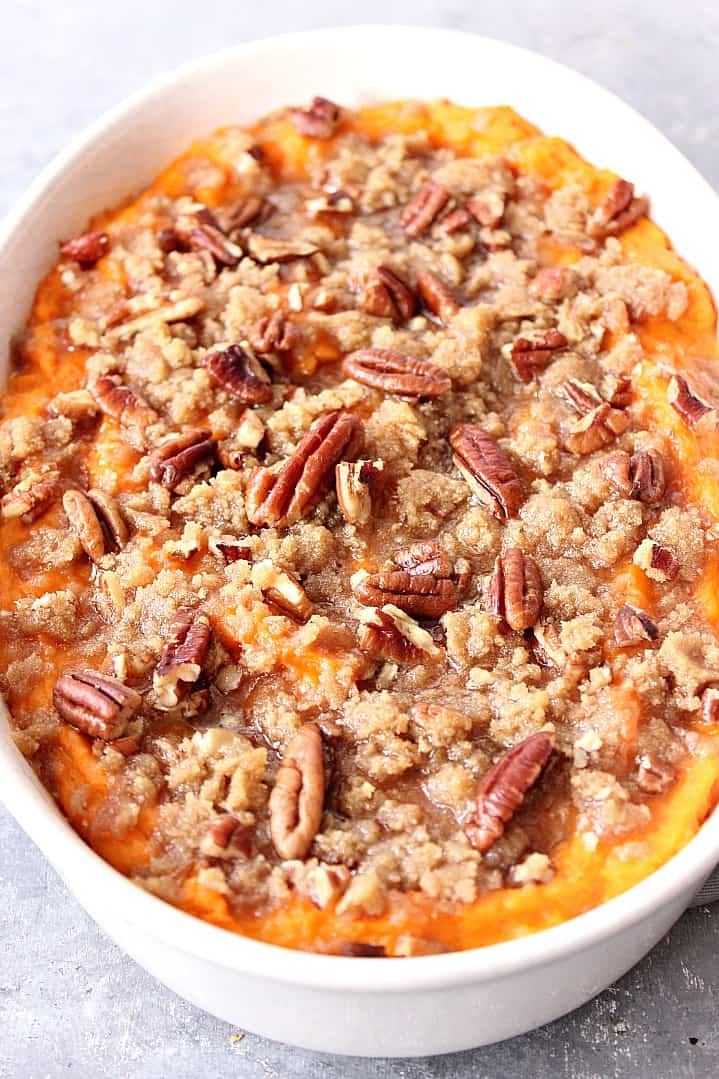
(1, 2), (718, 1076)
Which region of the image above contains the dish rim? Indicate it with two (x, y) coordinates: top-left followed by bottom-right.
(1, 23), (718, 991)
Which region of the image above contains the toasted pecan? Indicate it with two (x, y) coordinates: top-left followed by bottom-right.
(153, 608), (211, 709)
(465, 731), (555, 853)
(668, 374), (715, 428)
(360, 267), (417, 321)
(247, 410), (360, 528)
(587, 179), (648, 239)
(203, 344), (273, 404)
(269, 723), (325, 860)
(614, 604), (659, 647)
(449, 424), (523, 520)
(59, 230), (110, 267)
(488, 547), (543, 631)
(335, 459), (384, 525)
(415, 272), (460, 322)
(149, 429), (217, 490)
(509, 329), (567, 382)
(357, 605), (439, 664)
(399, 182), (450, 238)
(53, 670), (141, 740)
(247, 312), (296, 353)
(290, 97), (342, 139)
(343, 348), (450, 399)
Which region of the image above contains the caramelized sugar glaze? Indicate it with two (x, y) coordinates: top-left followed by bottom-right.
(4, 99), (719, 956)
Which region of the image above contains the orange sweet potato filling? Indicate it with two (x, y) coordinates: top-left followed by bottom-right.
(4, 101), (719, 953)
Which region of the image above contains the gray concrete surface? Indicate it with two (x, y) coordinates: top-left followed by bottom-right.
(1, 1), (718, 1075)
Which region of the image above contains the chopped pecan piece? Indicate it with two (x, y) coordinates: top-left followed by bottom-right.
(560, 378), (603, 415)
(564, 402), (629, 455)
(149, 429), (217, 490)
(529, 266), (578, 302)
(466, 192), (506, 228)
(465, 731), (555, 853)
(587, 179), (648, 239)
(531, 624), (569, 670)
(509, 329), (567, 382)
(246, 234), (318, 264)
(394, 935), (447, 957)
(629, 449), (666, 503)
(1, 465), (59, 521)
(668, 374), (715, 428)
(208, 535), (252, 563)
(449, 424), (524, 520)
(614, 604), (658, 647)
(203, 344), (273, 405)
(290, 96), (342, 139)
(269, 723), (325, 860)
(488, 547), (543, 631)
(252, 560), (313, 622)
(206, 814), (253, 856)
(335, 459), (384, 525)
(415, 272), (460, 322)
(433, 206), (472, 234)
(336, 942), (387, 958)
(360, 266), (417, 321)
(343, 348), (450, 399)
(156, 226), (187, 254)
(216, 195), (265, 232)
(153, 608), (211, 709)
(357, 604), (439, 664)
(352, 558), (457, 620)
(90, 377), (157, 441)
(53, 670), (141, 740)
(399, 182), (450, 238)
(636, 754), (674, 794)
(188, 223), (243, 266)
(701, 686), (719, 724)
(247, 410), (360, 527)
(59, 229), (110, 267)
(633, 538), (679, 582)
(247, 312), (296, 353)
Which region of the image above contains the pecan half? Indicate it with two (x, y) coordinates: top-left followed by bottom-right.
(357, 604), (439, 663)
(90, 378), (157, 442)
(246, 234), (318, 264)
(247, 410), (359, 527)
(290, 96), (342, 139)
(269, 723), (325, 860)
(614, 604), (658, 647)
(188, 224), (243, 266)
(360, 267), (417, 321)
(415, 272), (460, 322)
(335, 459), (384, 525)
(53, 670), (141, 740)
(252, 560), (313, 622)
(153, 608), (211, 709)
(63, 489), (112, 563)
(629, 449), (666, 503)
(149, 429), (217, 490)
(488, 548), (543, 631)
(587, 179), (648, 239)
(509, 329), (567, 382)
(564, 402), (629, 455)
(465, 731), (555, 853)
(248, 312), (296, 353)
(343, 348), (450, 399)
(433, 206), (472, 234)
(1, 466), (59, 521)
(59, 230), (110, 267)
(352, 560), (456, 620)
(393, 539), (452, 578)
(668, 374), (715, 428)
(203, 344), (273, 404)
(399, 182), (450, 238)
(449, 424), (524, 520)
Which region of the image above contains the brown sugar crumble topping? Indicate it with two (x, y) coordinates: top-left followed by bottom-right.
(3, 96), (719, 957)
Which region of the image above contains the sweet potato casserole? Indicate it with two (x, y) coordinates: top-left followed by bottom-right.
(4, 98), (719, 956)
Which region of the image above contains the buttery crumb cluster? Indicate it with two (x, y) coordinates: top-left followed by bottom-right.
(3, 97), (718, 955)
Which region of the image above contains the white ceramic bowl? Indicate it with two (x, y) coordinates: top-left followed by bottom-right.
(1, 26), (718, 1058)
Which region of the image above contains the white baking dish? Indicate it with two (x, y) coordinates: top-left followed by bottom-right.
(1, 26), (718, 1058)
